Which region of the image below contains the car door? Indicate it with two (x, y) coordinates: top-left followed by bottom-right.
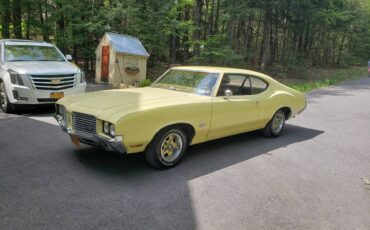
(207, 74), (260, 140)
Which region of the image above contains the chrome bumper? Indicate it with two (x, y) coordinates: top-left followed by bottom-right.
(54, 114), (126, 154)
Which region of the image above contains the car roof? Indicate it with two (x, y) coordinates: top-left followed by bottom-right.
(171, 66), (270, 78)
(1, 39), (53, 47)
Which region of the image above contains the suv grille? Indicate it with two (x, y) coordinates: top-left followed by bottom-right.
(73, 112), (96, 135)
(30, 74), (76, 90)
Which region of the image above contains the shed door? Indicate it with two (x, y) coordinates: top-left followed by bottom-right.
(101, 46), (110, 82)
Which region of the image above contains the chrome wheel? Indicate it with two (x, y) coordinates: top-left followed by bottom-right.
(0, 83), (7, 110)
(272, 112), (285, 134)
(160, 132), (183, 163)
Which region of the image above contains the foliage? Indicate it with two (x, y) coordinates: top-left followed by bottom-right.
(189, 34), (244, 66)
(139, 79), (152, 87)
(125, 66), (140, 74)
(0, 0), (369, 73)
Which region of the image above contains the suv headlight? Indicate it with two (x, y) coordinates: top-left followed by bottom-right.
(103, 121), (115, 137)
(8, 69), (24, 86)
(79, 72), (86, 83)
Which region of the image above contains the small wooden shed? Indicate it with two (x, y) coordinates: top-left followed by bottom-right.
(95, 32), (150, 85)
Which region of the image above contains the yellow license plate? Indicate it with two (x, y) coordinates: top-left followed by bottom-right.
(50, 92), (64, 99)
(70, 135), (80, 147)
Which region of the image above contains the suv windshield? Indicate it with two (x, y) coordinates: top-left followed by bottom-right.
(152, 70), (219, 96)
(4, 45), (65, 62)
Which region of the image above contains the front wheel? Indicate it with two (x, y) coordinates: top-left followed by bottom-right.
(262, 110), (286, 138)
(145, 127), (188, 169)
(0, 82), (13, 113)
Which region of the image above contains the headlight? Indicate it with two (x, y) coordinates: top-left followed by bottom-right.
(103, 121), (109, 134)
(109, 124), (115, 137)
(103, 121), (115, 137)
(56, 104), (67, 127)
(80, 72), (86, 83)
(8, 69), (24, 86)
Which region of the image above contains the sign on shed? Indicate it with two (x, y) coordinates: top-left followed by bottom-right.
(95, 32), (150, 86)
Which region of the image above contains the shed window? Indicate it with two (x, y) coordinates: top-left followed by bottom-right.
(124, 57), (140, 68)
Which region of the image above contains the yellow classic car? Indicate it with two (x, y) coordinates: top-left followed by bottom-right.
(55, 66), (306, 169)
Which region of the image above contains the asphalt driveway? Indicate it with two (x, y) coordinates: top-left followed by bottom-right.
(0, 78), (369, 229)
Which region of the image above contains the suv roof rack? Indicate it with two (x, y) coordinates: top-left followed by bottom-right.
(2, 39), (47, 43)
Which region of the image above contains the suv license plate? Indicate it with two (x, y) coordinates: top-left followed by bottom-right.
(50, 92), (64, 99)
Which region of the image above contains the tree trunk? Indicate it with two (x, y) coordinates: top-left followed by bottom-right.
(56, 2), (65, 52)
(26, 2), (31, 39)
(169, 34), (177, 65)
(260, 6), (272, 71)
(2, 0), (11, 38)
(13, 0), (23, 38)
(213, 0), (220, 34)
(193, 0), (203, 57)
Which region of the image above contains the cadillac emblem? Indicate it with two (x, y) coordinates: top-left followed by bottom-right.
(51, 79), (62, 84)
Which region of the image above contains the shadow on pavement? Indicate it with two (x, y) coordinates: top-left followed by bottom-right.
(74, 124), (324, 180)
(70, 124), (324, 228)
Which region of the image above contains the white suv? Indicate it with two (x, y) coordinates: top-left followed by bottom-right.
(0, 39), (86, 113)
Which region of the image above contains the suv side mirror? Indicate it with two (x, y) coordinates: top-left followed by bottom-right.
(65, 54), (73, 61)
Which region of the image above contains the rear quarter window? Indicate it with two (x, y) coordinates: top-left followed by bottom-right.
(250, 77), (268, 94)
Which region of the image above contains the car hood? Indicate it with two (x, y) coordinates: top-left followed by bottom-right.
(60, 87), (210, 122)
(5, 61), (80, 75)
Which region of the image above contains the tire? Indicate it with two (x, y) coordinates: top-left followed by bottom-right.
(0, 82), (13, 113)
(145, 127), (188, 169)
(262, 110), (286, 138)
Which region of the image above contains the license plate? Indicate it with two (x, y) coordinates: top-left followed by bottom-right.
(50, 92), (64, 99)
(70, 135), (80, 147)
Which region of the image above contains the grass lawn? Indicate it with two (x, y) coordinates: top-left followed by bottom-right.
(275, 67), (368, 92)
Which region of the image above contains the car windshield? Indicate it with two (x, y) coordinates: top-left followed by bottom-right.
(152, 70), (219, 96)
(4, 45), (65, 62)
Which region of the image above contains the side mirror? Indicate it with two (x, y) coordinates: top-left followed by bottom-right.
(65, 54), (73, 61)
(224, 89), (233, 97)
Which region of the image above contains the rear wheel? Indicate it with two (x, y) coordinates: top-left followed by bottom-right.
(0, 82), (13, 113)
(262, 110), (286, 138)
(145, 127), (188, 169)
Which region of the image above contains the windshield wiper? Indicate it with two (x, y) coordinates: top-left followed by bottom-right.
(37, 60), (64, 62)
(169, 86), (186, 92)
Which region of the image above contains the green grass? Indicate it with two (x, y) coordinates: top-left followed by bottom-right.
(278, 67), (367, 92)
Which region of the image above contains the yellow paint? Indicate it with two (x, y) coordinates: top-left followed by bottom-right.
(57, 66), (306, 154)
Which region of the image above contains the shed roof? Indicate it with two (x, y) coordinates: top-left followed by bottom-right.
(103, 32), (150, 57)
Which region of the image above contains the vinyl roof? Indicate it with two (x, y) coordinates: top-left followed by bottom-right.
(105, 32), (150, 57)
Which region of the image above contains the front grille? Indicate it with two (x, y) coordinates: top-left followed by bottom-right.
(30, 74), (76, 90)
(37, 98), (58, 103)
(73, 112), (96, 135)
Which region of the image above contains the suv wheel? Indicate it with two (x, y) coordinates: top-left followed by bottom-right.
(0, 82), (13, 113)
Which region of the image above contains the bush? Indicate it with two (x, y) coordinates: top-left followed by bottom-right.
(139, 79), (152, 87)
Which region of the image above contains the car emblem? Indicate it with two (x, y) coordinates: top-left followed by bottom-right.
(51, 79), (61, 84)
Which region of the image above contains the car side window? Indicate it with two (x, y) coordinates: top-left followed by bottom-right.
(250, 76), (268, 94)
(217, 74), (252, 96)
